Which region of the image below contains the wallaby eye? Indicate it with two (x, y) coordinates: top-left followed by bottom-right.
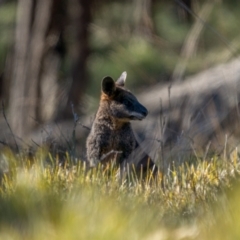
(124, 99), (132, 108)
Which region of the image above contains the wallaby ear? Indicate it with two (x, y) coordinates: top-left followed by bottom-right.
(102, 76), (116, 96)
(116, 71), (127, 87)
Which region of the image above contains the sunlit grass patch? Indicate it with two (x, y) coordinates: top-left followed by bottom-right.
(0, 148), (240, 239)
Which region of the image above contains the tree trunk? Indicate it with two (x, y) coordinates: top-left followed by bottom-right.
(172, 1), (215, 82)
(9, 0), (53, 139)
(61, 0), (92, 119)
(39, 0), (67, 122)
(133, 0), (155, 38)
(8, 0), (33, 138)
(177, 0), (194, 23)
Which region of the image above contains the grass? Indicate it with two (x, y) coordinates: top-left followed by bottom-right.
(0, 147), (240, 239)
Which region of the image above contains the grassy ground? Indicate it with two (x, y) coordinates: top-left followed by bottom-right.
(0, 147), (240, 239)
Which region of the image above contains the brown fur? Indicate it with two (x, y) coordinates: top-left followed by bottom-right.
(86, 72), (156, 173)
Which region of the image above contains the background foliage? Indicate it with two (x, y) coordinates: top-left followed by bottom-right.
(0, 0), (240, 123)
(0, 1), (240, 238)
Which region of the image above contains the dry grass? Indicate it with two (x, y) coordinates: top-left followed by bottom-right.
(0, 147), (240, 239)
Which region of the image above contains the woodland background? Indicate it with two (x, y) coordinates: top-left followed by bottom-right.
(1, 2), (240, 239)
(0, 0), (240, 151)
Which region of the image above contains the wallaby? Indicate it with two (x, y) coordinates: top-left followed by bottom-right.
(86, 72), (156, 173)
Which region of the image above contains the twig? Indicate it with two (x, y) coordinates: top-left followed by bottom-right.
(2, 102), (19, 153)
(71, 102), (79, 161)
(159, 98), (165, 190)
(100, 150), (122, 162)
(31, 139), (41, 148)
(0, 140), (8, 146)
(78, 121), (91, 131)
(203, 141), (211, 161)
(224, 134), (228, 162)
(71, 102), (79, 126)
(70, 103), (91, 131)
(55, 122), (71, 150)
(175, 0), (238, 58)
(173, 1), (216, 81)
(168, 85), (173, 159)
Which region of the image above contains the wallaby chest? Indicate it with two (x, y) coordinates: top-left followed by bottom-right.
(96, 119), (136, 151)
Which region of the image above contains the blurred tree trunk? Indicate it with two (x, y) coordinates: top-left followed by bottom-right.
(9, 0), (35, 139)
(8, 0), (61, 138)
(133, 0), (155, 39)
(8, 0), (92, 140)
(172, 1), (215, 82)
(177, 0), (194, 23)
(61, 0), (92, 119)
(39, 0), (67, 123)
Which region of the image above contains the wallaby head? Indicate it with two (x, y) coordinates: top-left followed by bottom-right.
(101, 72), (148, 121)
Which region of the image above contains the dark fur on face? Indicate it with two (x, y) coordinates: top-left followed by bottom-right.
(101, 74), (148, 122)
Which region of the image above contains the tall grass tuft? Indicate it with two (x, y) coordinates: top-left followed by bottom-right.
(0, 147), (240, 239)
